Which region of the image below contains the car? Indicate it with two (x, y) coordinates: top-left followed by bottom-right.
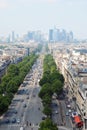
(17, 119), (20, 123)
(33, 94), (35, 97)
(55, 110), (58, 114)
(42, 115), (47, 120)
(5, 119), (10, 123)
(14, 110), (17, 114)
(66, 112), (69, 116)
(67, 104), (71, 108)
(52, 96), (56, 100)
(71, 116), (75, 123)
(71, 112), (78, 117)
(20, 84), (24, 87)
(21, 99), (24, 102)
(54, 103), (57, 106)
(26, 92), (29, 95)
(27, 96), (29, 99)
(38, 79), (40, 82)
(68, 109), (72, 113)
(23, 104), (27, 108)
(42, 116), (46, 120)
(20, 126), (24, 130)
(12, 118), (16, 123)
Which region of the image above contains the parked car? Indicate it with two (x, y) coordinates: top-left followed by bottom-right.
(20, 126), (24, 130)
(68, 109), (72, 113)
(67, 104), (71, 108)
(26, 96), (29, 99)
(12, 118), (16, 123)
(66, 112), (69, 116)
(23, 104), (27, 108)
(17, 118), (20, 123)
(72, 112), (78, 117)
(55, 110), (58, 114)
(5, 119), (10, 123)
(42, 115), (47, 120)
(14, 110), (17, 114)
(42, 116), (46, 120)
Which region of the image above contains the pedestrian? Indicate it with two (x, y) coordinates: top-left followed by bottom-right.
(30, 122), (31, 126)
(38, 107), (40, 110)
(63, 121), (66, 126)
(26, 121), (28, 126)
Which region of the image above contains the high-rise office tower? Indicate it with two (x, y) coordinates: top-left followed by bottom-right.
(6, 34), (10, 43)
(27, 48), (30, 56)
(69, 31), (73, 42)
(61, 29), (67, 42)
(53, 28), (57, 42)
(27, 31), (34, 40)
(12, 31), (15, 43)
(49, 29), (54, 42)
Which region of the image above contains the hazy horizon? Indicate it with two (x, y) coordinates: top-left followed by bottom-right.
(0, 0), (87, 39)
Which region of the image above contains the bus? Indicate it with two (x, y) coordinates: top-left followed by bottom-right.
(74, 115), (83, 128)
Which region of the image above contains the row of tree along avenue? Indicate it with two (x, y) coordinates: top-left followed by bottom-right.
(38, 54), (64, 130)
(0, 54), (38, 115)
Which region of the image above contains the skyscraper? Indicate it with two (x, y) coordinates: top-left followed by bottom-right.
(12, 31), (15, 43)
(69, 31), (73, 42)
(49, 29), (54, 42)
(6, 34), (11, 43)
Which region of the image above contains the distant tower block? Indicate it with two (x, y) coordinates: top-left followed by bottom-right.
(12, 31), (15, 43)
(27, 48), (30, 56)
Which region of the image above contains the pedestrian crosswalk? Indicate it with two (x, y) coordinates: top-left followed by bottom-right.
(0, 123), (40, 129)
(58, 126), (73, 130)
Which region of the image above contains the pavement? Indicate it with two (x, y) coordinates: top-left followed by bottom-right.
(0, 56), (44, 130)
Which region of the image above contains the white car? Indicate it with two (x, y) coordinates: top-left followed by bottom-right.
(68, 109), (72, 113)
(20, 126), (24, 130)
(67, 104), (71, 108)
(17, 119), (20, 123)
(55, 111), (58, 114)
(66, 112), (69, 116)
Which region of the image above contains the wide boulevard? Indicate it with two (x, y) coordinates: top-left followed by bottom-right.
(0, 56), (44, 130)
(0, 54), (79, 130)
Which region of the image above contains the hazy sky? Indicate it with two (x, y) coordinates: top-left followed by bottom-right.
(0, 0), (87, 39)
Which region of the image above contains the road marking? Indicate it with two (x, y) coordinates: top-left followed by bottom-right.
(58, 126), (73, 130)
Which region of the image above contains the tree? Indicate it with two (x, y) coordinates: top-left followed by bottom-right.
(39, 74), (51, 86)
(6, 80), (18, 93)
(0, 54), (37, 116)
(50, 71), (64, 84)
(39, 83), (53, 99)
(43, 105), (52, 116)
(2, 75), (12, 83)
(0, 95), (9, 115)
(39, 118), (58, 130)
(7, 64), (19, 76)
(52, 79), (63, 95)
(42, 94), (51, 105)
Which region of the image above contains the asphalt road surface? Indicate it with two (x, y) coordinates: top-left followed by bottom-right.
(0, 56), (44, 130)
(0, 54), (80, 130)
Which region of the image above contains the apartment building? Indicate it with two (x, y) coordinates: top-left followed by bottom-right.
(52, 44), (87, 129)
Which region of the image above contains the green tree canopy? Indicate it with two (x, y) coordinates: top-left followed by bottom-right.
(39, 83), (53, 99)
(39, 118), (58, 130)
(52, 79), (63, 95)
(7, 64), (19, 76)
(43, 105), (52, 116)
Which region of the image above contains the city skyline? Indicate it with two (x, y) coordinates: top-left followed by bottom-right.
(0, 28), (76, 43)
(0, 0), (87, 39)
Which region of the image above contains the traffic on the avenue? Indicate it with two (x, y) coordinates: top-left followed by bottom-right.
(0, 56), (44, 130)
(0, 54), (83, 130)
